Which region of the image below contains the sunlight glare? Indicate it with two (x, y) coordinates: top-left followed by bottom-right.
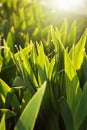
(51, 0), (84, 12)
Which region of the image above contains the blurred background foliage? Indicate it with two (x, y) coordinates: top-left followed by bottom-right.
(0, 0), (87, 45)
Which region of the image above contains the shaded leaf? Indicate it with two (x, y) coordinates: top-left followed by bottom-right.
(0, 109), (16, 119)
(59, 98), (74, 130)
(74, 81), (87, 129)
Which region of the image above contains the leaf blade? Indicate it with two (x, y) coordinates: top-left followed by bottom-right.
(15, 81), (47, 130)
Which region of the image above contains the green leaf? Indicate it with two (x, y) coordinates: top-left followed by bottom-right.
(21, 89), (32, 112)
(51, 26), (64, 70)
(6, 26), (14, 49)
(0, 115), (6, 130)
(0, 55), (3, 72)
(11, 94), (20, 112)
(32, 27), (40, 39)
(15, 43), (33, 58)
(37, 43), (48, 86)
(13, 76), (25, 87)
(0, 79), (13, 103)
(19, 48), (38, 88)
(29, 44), (37, 77)
(74, 81), (87, 130)
(79, 118), (87, 130)
(67, 21), (77, 49)
(48, 57), (55, 80)
(14, 81), (47, 130)
(59, 98), (74, 130)
(0, 79), (20, 112)
(69, 30), (86, 70)
(64, 50), (80, 112)
(12, 13), (21, 29)
(81, 54), (87, 83)
(51, 26), (59, 52)
(47, 26), (52, 46)
(46, 111), (60, 130)
(15, 54), (35, 94)
(60, 20), (67, 45)
(3, 40), (12, 65)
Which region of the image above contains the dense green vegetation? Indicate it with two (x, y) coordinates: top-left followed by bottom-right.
(0, 0), (87, 130)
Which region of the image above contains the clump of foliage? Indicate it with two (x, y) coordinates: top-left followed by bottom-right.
(0, 0), (87, 130)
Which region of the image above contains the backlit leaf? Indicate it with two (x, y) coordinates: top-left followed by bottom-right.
(69, 30), (86, 70)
